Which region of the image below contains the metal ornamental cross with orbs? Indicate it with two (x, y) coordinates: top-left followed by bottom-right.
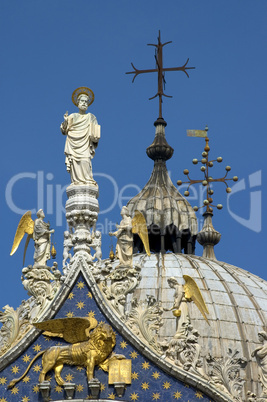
(126, 31), (195, 119)
(176, 126), (238, 213)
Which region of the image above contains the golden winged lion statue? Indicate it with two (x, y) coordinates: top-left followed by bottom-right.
(10, 209), (54, 267)
(109, 207), (150, 267)
(8, 317), (117, 388)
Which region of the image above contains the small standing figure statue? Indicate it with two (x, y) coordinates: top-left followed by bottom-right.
(10, 209), (54, 268)
(109, 207), (133, 267)
(167, 277), (191, 339)
(166, 275), (209, 339)
(109, 207), (150, 267)
(62, 231), (73, 270)
(60, 87), (101, 185)
(91, 231), (102, 262)
(252, 331), (267, 398)
(33, 209), (55, 267)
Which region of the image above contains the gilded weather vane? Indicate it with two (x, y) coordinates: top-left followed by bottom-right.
(126, 31), (195, 119)
(177, 127), (238, 213)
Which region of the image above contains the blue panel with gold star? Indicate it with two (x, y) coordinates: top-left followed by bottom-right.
(0, 274), (214, 401)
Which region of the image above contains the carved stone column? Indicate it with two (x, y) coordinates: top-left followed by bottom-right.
(65, 183), (99, 255)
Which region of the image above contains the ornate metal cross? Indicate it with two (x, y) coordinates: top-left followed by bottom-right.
(126, 31), (195, 119)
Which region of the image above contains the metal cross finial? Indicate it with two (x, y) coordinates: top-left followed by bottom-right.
(126, 31), (195, 119)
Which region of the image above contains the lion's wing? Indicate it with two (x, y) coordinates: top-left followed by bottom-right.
(34, 317), (98, 343)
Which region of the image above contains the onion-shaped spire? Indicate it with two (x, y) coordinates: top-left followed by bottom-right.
(197, 211), (221, 260)
(146, 118), (174, 162)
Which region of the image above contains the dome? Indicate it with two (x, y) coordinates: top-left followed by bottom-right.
(102, 252), (267, 400)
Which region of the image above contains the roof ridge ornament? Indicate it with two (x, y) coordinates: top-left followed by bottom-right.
(126, 31), (195, 119)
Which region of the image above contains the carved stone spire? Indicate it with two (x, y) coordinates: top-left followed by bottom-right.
(197, 211), (221, 260)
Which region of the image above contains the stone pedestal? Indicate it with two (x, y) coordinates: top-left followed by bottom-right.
(114, 382), (126, 397)
(88, 378), (100, 398)
(39, 381), (50, 401)
(65, 183), (99, 255)
(63, 382), (75, 399)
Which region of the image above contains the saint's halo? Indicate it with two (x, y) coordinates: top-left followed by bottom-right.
(72, 86), (95, 107)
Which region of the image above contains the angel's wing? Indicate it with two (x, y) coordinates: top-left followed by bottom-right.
(10, 211), (34, 256)
(183, 275), (209, 325)
(132, 210), (150, 256)
(34, 316), (98, 344)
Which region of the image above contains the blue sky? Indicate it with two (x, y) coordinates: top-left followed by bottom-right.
(1, 1), (266, 309)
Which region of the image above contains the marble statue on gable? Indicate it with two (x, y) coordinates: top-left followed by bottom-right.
(252, 331), (267, 398)
(60, 87), (101, 185)
(109, 206), (133, 267)
(109, 207), (150, 267)
(33, 209), (54, 266)
(10, 209), (54, 268)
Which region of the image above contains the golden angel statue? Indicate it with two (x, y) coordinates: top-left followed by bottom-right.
(8, 316), (117, 387)
(109, 207), (150, 267)
(10, 209), (54, 267)
(167, 275), (209, 339)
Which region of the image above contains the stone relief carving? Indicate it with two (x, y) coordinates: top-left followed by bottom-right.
(0, 302), (31, 356)
(247, 391), (257, 401)
(126, 296), (163, 352)
(161, 324), (208, 379)
(100, 265), (142, 318)
(206, 348), (247, 401)
(21, 262), (62, 321)
(252, 331), (267, 400)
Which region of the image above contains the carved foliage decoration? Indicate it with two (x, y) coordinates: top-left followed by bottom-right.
(206, 348), (247, 401)
(126, 296), (163, 352)
(0, 302), (30, 356)
(99, 265), (142, 318)
(162, 324), (207, 380)
(21, 263), (62, 316)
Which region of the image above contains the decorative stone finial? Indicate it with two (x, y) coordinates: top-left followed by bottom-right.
(146, 118), (174, 161)
(197, 211), (221, 260)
